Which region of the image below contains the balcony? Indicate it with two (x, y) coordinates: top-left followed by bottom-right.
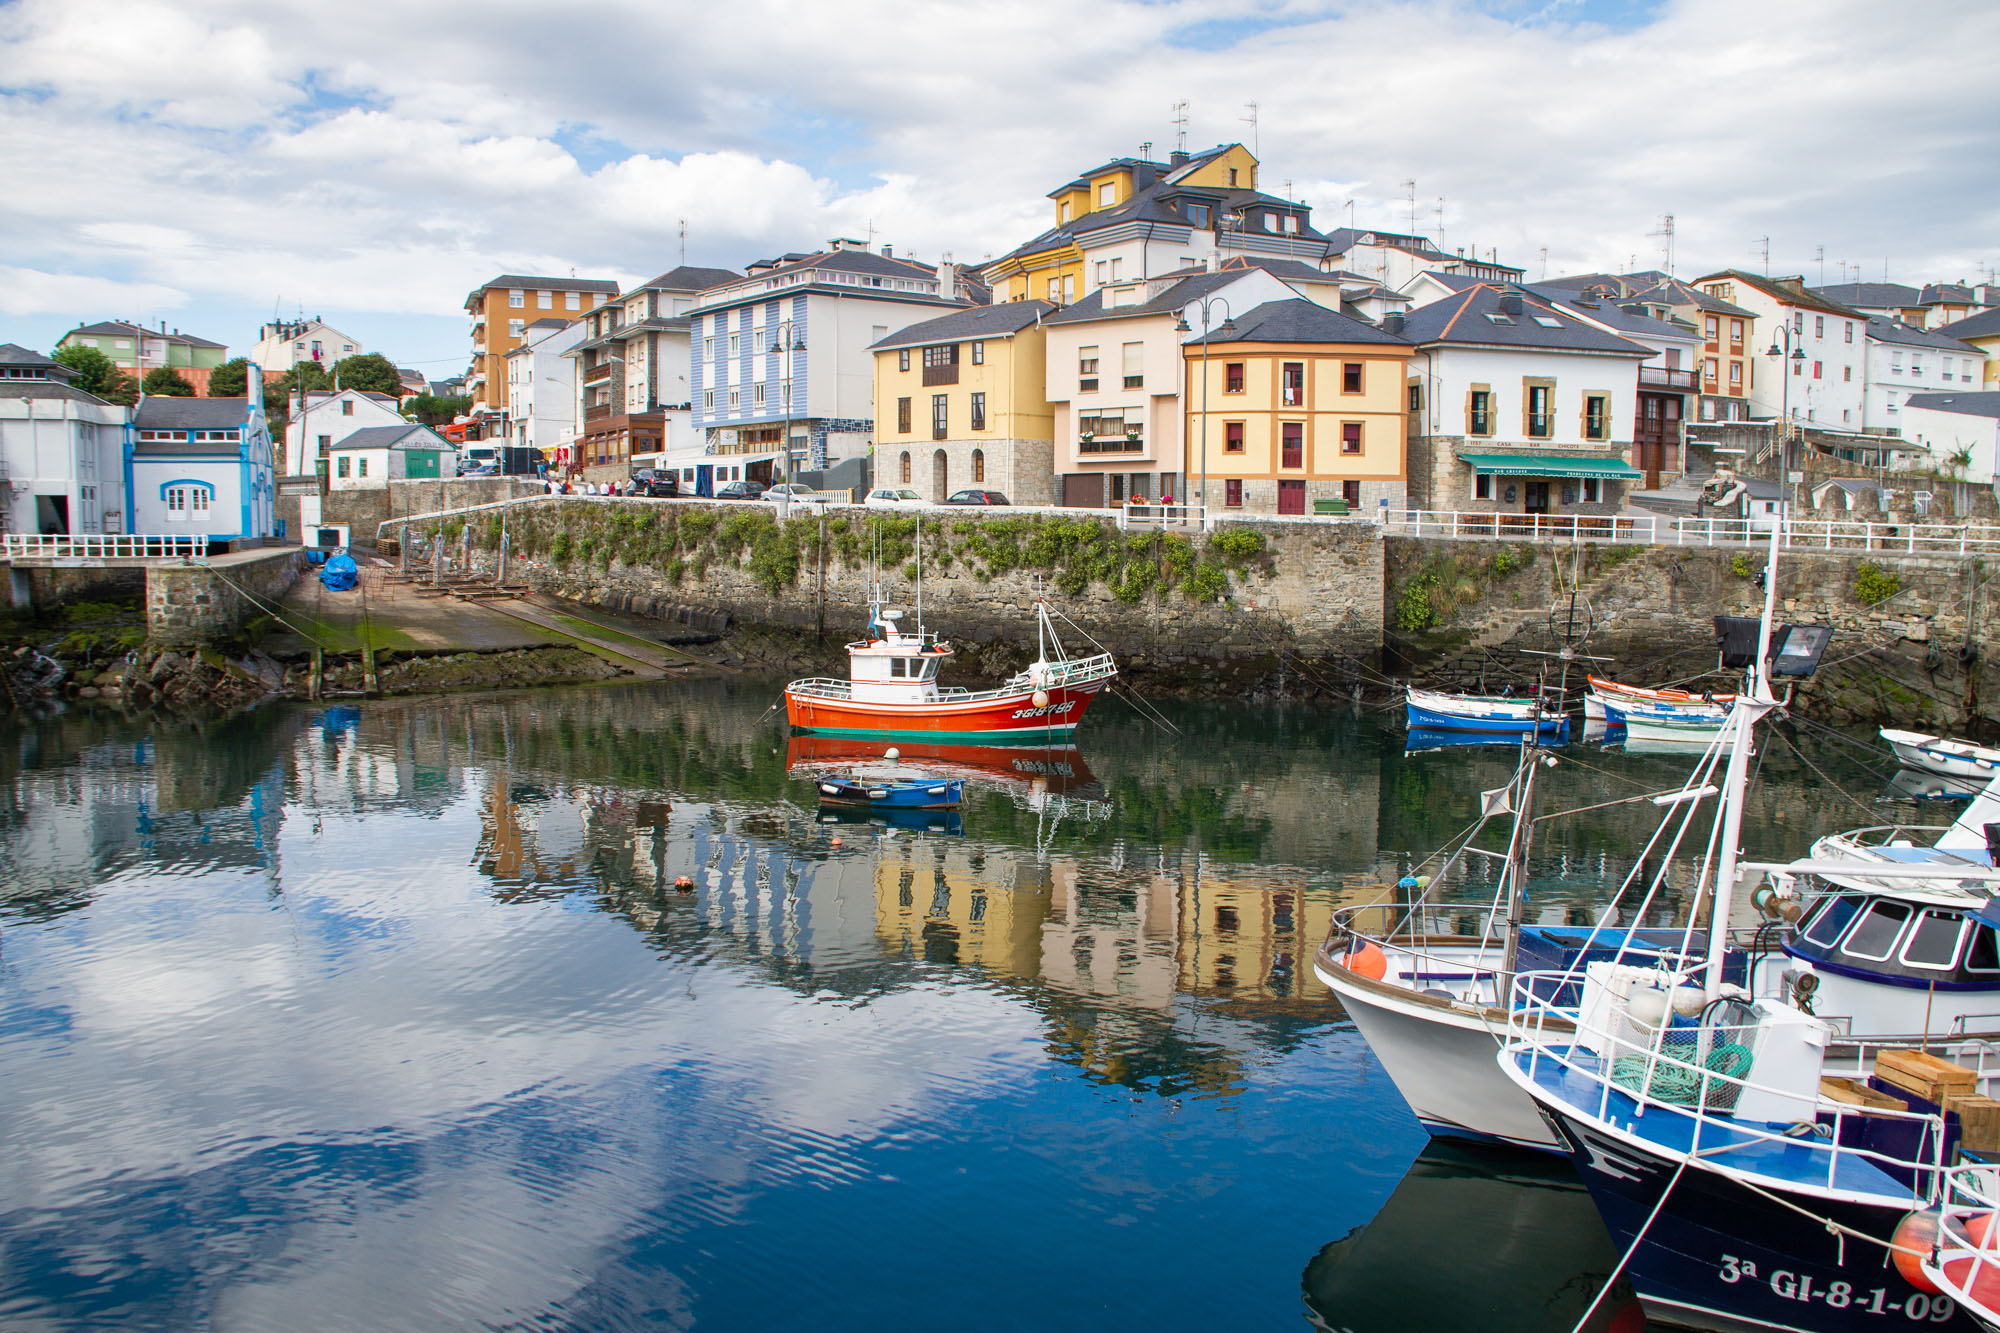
(584, 403), (616, 423)
(922, 364), (959, 387)
(1527, 414), (1552, 439)
(1080, 433), (1143, 454)
(1639, 366), (1699, 392)
(583, 362), (616, 385)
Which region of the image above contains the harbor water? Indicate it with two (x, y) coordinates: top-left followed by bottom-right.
(0, 681), (1931, 1329)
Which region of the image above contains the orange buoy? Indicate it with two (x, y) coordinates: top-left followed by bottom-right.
(1894, 1210), (1944, 1294)
(674, 875), (694, 893)
(829, 836), (842, 848)
(1345, 941), (1389, 981)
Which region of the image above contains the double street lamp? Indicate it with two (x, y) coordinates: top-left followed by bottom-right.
(1765, 325), (1808, 510)
(1174, 296), (1238, 527)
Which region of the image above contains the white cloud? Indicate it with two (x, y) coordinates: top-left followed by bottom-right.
(1, 0), (1996, 360)
(0, 266), (186, 317)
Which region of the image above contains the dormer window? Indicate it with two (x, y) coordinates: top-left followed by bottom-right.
(1184, 203), (1210, 229)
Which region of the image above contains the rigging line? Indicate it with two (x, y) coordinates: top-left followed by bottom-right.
(1780, 711), (1904, 782)
(1768, 725), (1887, 823)
(1570, 1154), (1690, 1333)
(1541, 748), (1663, 793)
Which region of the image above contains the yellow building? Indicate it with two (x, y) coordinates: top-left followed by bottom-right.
(463, 274), (618, 415)
(871, 837), (1052, 975)
(984, 143), (1329, 309)
(1181, 298), (1413, 514)
(1936, 309), (2000, 387)
(871, 300), (1058, 505)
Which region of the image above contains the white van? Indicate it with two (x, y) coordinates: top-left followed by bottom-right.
(458, 446), (498, 475)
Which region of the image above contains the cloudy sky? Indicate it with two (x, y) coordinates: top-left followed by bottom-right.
(2, 0), (1996, 377)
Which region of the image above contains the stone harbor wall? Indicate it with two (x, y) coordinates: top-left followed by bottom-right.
(145, 549), (307, 648)
(428, 499), (1389, 687)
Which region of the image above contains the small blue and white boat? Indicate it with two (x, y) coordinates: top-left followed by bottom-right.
(816, 773), (963, 811)
(1406, 686), (1568, 737)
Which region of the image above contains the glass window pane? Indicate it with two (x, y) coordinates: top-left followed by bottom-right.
(1901, 911), (1966, 969)
(1840, 900), (1911, 961)
(1802, 895), (1863, 947)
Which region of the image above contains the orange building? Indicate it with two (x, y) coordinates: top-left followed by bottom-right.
(463, 274), (618, 416)
(1180, 298), (1413, 515)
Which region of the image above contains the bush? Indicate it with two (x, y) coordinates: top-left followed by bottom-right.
(1210, 527), (1265, 562)
(1730, 553), (1754, 579)
(550, 531), (573, 564)
(1854, 563), (1900, 606)
(1394, 572), (1440, 631)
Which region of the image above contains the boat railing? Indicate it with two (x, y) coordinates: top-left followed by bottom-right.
(786, 677), (853, 699)
(1816, 824), (1960, 850)
(1926, 1161), (2000, 1321)
(1506, 971), (1954, 1197)
(1038, 651), (1118, 686)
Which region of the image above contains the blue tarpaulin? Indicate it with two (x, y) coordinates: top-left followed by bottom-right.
(319, 552), (359, 591)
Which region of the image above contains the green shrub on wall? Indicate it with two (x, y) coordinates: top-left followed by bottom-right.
(1854, 563), (1901, 606)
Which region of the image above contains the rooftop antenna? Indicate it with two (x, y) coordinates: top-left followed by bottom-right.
(1403, 179), (1417, 233)
(1434, 195), (1445, 248)
(1650, 212), (1676, 278)
(1539, 246), (1549, 280)
(1755, 236), (1770, 275)
(1241, 101), (1259, 156)
(1813, 244), (1825, 286)
(679, 218), (687, 267)
(1170, 100), (1189, 155)
(1284, 178), (1294, 203)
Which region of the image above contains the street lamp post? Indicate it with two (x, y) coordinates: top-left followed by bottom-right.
(1174, 298), (1237, 530)
(772, 319), (807, 517)
(1765, 325), (1808, 513)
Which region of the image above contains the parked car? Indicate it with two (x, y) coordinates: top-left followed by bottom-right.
(715, 479), (768, 501)
(462, 463), (499, 478)
(864, 488), (927, 508)
(762, 483), (822, 508)
(457, 447), (498, 476)
(630, 468), (680, 498)
(943, 489), (1010, 506)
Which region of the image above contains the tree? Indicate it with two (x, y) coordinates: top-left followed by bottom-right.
(52, 343), (119, 395)
(99, 372), (140, 408)
(331, 351), (403, 396)
(404, 393), (472, 426)
(283, 360), (334, 396)
(141, 367), (195, 397)
(207, 357), (250, 397)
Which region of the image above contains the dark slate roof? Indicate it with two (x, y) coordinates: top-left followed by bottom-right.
(1043, 270), (1251, 326)
(1412, 270), (1488, 294)
(1524, 285), (1701, 341)
(1626, 278), (1756, 318)
(1936, 307), (2000, 340)
(1691, 270), (1864, 320)
(1864, 317), (1980, 353)
(1922, 283), (1979, 306)
(1396, 285), (1652, 355)
(331, 425), (449, 452)
(0, 381), (106, 403)
(641, 265), (741, 292)
(0, 342), (77, 378)
(701, 248), (975, 310)
(1183, 298), (1408, 347)
(1814, 282), (1922, 308)
(465, 274), (620, 307)
(134, 397), (251, 429)
(1212, 256), (1341, 284)
(522, 318), (570, 333)
(1903, 392), (2000, 420)
(870, 301), (1054, 351)
(64, 320), (225, 348)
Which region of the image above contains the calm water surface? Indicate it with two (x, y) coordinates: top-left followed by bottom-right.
(0, 682), (1928, 1329)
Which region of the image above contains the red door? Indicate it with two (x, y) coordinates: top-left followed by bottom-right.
(1278, 480), (1306, 515)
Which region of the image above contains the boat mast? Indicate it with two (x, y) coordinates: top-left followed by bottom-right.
(1499, 744), (1544, 984)
(1701, 523), (1785, 1000)
(915, 518), (924, 640)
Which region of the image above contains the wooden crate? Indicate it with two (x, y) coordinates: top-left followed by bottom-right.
(1822, 1076), (1908, 1111)
(1874, 1049), (1979, 1106)
(1947, 1092), (2000, 1154)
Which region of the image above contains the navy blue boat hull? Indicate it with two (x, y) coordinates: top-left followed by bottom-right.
(1543, 1104), (1973, 1332)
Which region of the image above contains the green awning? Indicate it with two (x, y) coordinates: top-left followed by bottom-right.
(1457, 452), (1643, 480)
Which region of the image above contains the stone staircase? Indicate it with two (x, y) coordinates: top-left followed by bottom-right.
(1628, 474), (1707, 519)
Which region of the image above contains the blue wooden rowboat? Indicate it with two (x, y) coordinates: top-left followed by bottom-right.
(816, 774), (964, 811)
(1405, 686), (1568, 737)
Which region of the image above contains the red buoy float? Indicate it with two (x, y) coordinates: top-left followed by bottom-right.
(1345, 940), (1389, 981)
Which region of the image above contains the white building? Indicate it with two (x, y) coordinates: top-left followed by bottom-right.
(0, 343), (128, 536)
(689, 242), (976, 482)
(327, 424), (456, 491)
(1862, 318), (1984, 434)
(1042, 266), (1297, 506)
(130, 388), (276, 548)
(1399, 285), (1651, 513)
(282, 388), (406, 477)
(1900, 392), (2000, 488)
(1689, 271), (1866, 429)
(506, 319), (582, 455)
(252, 318), (363, 373)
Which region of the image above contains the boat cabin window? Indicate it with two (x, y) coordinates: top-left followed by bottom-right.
(919, 658), (939, 679)
(1801, 894), (1863, 948)
(1900, 909), (1969, 971)
(1969, 926), (2000, 975)
(890, 658), (908, 678)
(1840, 899), (1913, 961)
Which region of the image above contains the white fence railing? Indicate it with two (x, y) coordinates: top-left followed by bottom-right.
(1, 534), (209, 561)
(1381, 509), (2000, 554)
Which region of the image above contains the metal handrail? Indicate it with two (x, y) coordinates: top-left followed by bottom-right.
(1381, 508), (2000, 553)
(1505, 971), (1953, 1199)
(1, 533), (210, 561)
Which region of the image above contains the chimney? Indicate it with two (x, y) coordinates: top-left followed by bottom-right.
(1170, 149), (1189, 167)
(936, 261), (958, 302)
(1499, 294), (1524, 316)
(881, 244), (892, 259)
(1204, 252), (1219, 273)
(1382, 313), (1406, 336)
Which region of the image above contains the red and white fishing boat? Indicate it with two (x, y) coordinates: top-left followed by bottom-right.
(784, 591), (1117, 743)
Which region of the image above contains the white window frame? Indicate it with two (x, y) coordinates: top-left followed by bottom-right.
(508, 290), (524, 308)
